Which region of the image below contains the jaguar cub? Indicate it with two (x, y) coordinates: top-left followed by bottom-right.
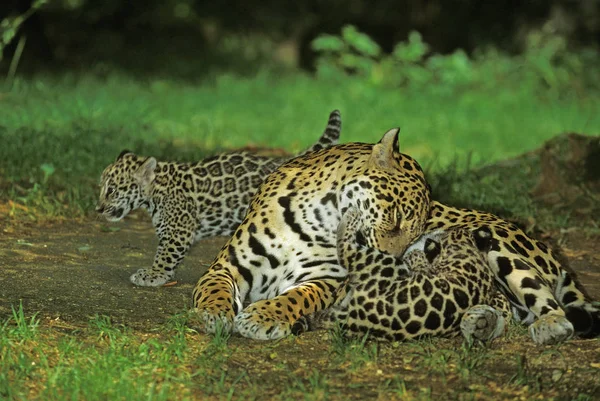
(422, 202), (600, 345)
(298, 206), (512, 343)
(193, 128), (432, 339)
(96, 110), (341, 286)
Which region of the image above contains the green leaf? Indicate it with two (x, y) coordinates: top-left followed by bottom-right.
(311, 34), (345, 52)
(40, 163), (55, 177)
(342, 25), (381, 57)
(393, 31), (429, 63)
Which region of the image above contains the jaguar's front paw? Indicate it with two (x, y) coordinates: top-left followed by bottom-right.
(193, 308), (234, 335)
(234, 309), (291, 340)
(460, 305), (505, 343)
(129, 268), (172, 287)
(529, 314), (574, 345)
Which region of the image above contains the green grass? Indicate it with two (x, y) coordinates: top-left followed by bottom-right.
(2, 72), (598, 160)
(2, 305), (599, 400)
(1, 70), (598, 221)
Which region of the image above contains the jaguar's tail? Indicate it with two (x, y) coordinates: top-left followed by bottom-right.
(565, 304), (600, 338)
(557, 270), (600, 338)
(298, 109), (342, 156)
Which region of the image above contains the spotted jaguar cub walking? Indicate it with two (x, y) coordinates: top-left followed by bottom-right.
(297, 206), (512, 343)
(96, 110), (342, 286)
(193, 128), (432, 339)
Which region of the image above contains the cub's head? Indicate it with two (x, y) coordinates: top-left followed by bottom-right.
(346, 128), (431, 256)
(96, 150), (157, 222)
(421, 227), (492, 265)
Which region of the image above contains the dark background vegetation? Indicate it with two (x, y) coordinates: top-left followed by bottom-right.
(1, 0), (599, 222)
(2, 0), (600, 76)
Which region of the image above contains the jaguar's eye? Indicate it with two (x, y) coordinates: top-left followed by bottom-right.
(405, 208), (414, 220)
(106, 187), (115, 196)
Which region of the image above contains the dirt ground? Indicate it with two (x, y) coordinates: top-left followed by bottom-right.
(1, 212), (599, 326)
(0, 213), (222, 327)
(1, 212), (600, 400)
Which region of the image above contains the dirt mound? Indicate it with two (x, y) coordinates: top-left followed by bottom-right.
(532, 133), (600, 216)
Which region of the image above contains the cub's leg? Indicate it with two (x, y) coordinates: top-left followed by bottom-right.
(461, 292), (512, 343)
(130, 228), (195, 286)
(131, 206), (197, 286)
(234, 276), (347, 340)
(193, 263), (244, 334)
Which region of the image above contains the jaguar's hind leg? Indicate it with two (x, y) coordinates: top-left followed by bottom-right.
(234, 277), (346, 340)
(480, 244), (574, 344)
(193, 264), (243, 334)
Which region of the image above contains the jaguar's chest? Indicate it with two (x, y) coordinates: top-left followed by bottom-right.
(229, 191), (345, 301)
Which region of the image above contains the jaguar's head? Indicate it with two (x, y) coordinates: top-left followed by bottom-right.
(346, 127), (432, 257)
(96, 150), (157, 222)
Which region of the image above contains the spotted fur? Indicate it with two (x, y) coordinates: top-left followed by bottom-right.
(422, 201), (600, 344)
(192, 128), (432, 339)
(296, 206), (511, 343)
(96, 110), (342, 286)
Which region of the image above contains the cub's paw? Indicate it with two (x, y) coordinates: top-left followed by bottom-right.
(193, 308), (234, 335)
(130, 268), (172, 287)
(529, 314), (574, 345)
(234, 309), (291, 340)
(460, 305), (505, 343)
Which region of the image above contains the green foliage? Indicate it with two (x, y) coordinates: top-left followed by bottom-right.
(88, 314), (126, 343)
(1, 302), (39, 342)
(0, 0), (47, 62)
(0, 69), (598, 221)
(312, 25), (381, 81)
(328, 323), (378, 370)
(312, 25), (600, 96)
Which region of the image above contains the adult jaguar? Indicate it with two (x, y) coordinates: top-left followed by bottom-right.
(192, 128), (432, 339)
(96, 110), (342, 286)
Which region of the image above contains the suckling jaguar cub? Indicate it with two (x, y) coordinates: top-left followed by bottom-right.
(322, 202), (600, 345)
(193, 128), (431, 340)
(422, 201), (600, 344)
(96, 110), (342, 286)
(297, 206), (512, 343)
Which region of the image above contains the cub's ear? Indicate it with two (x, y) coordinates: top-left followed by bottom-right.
(368, 128), (400, 171)
(133, 157), (157, 187)
(424, 238), (441, 264)
(473, 226), (493, 252)
(117, 150), (133, 161)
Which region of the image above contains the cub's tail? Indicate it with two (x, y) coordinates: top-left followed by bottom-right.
(298, 109), (342, 156)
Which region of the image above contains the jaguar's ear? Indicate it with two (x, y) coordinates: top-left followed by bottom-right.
(133, 157), (157, 187)
(473, 226), (493, 252)
(424, 238), (441, 264)
(368, 128), (401, 171)
(117, 149), (133, 161)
